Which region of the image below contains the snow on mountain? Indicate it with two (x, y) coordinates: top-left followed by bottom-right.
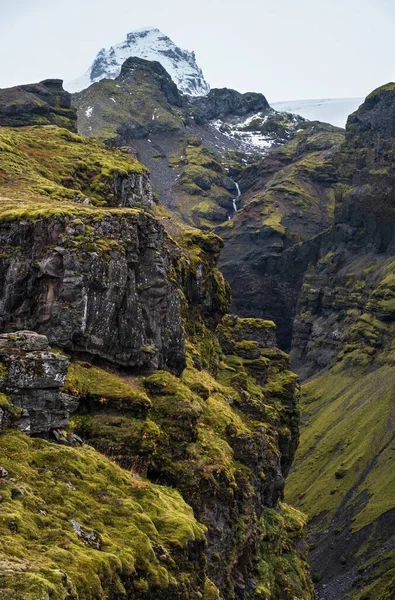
(210, 110), (305, 154)
(66, 27), (210, 97)
(271, 98), (363, 128)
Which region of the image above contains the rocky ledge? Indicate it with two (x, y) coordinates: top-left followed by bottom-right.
(0, 79), (77, 131)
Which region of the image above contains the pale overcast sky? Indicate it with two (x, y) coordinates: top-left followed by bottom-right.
(0, 0), (394, 102)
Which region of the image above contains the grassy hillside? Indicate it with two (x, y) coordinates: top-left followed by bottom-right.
(0, 125), (146, 219)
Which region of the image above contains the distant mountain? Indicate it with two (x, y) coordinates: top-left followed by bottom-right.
(271, 97), (364, 127)
(66, 27), (210, 96)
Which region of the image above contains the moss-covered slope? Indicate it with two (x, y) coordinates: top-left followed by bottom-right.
(74, 57), (185, 143)
(0, 125), (148, 218)
(61, 314), (313, 599)
(0, 431), (207, 600)
(286, 368), (395, 600)
(0, 79), (77, 132)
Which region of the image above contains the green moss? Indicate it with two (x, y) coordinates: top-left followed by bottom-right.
(63, 362), (151, 415)
(262, 207), (286, 235)
(0, 393), (21, 419)
(255, 503), (313, 600)
(171, 142), (234, 227)
(0, 430), (206, 599)
(365, 82), (395, 101)
(203, 577), (220, 599)
(0, 362), (9, 380)
(286, 366), (395, 532)
(235, 317), (276, 330)
(74, 75), (184, 142)
(0, 126), (146, 219)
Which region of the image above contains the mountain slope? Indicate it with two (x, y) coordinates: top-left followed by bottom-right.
(66, 27), (210, 96)
(72, 57), (307, 226)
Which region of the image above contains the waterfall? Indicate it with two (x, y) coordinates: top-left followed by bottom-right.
(232, 181), (241, 213)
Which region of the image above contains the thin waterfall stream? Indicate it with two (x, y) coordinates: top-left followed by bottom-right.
(232, 180), (241, 214)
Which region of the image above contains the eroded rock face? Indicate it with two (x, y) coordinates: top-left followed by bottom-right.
(287, 84), (395, 600)
(113, 170), (153, 210)
(73, 315), (305, 598)
(0, 79), (77, 131)
(218, 123), (343, 350)
(0, 331), (78, 435)
(292, 83), (395, 377)
(0, 212), (186, 374)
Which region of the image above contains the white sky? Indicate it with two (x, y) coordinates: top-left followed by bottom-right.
(1, 0), (394, 102)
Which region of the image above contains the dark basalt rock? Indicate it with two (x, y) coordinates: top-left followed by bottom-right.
(189, 88), (270, 124)
(0, 213), (186, 375)
(293, 83), (395, 377)
(0, 331), (78, 435)
(119, 56), (184, 107)
(0, 79), (77, 131)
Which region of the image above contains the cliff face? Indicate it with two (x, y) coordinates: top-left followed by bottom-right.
(0, 330), (78, 436)
(286, 84), (395, 600)
(0, 213), (186, 375)
(218, 122), (344, 349)
(0, 91), (312, 600)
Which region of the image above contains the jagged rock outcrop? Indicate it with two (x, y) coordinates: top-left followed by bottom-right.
(74, 57), (185, 143)
(0, 330), (78, 435)
(67, 27), (211, 96)
(0, 79), (77, 131)
(188, 88), (270, 124)
(119, 56), (183, 107)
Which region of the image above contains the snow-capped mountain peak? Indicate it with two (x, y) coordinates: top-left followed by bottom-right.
(66, 27), (210, 97)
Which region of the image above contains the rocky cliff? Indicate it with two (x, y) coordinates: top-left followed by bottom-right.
(0, 330), (78, 436)
(67, 27), (211, 97)
(0, 212), (186, 375)
(218, 121), (344, 349)
(0, 86), (312, 600)
(285, 84), (395, 599)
